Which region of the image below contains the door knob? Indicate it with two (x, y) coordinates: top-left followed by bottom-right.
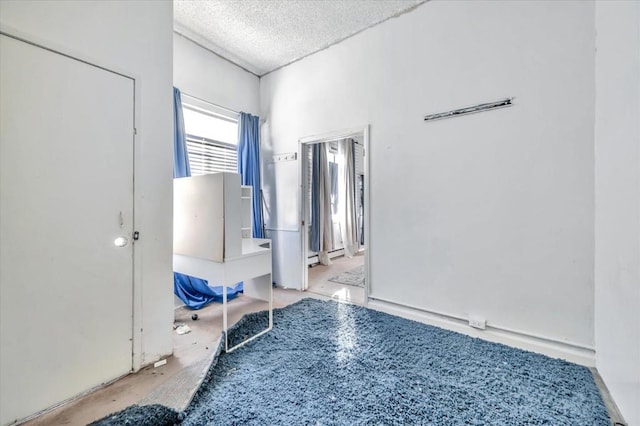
(114, 236), (129, 247)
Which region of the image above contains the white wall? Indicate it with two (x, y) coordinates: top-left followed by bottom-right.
(261, 1), (596, 353)
(0, 0), (174, 380)
(594, 1), (640, 424)
(174, 33), (259, 115)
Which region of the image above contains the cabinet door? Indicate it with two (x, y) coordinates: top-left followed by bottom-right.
(0, 34), (134, 424)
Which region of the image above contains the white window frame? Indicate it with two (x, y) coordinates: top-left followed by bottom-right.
(181, 94), (239, 176)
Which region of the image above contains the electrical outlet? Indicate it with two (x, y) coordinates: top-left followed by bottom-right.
(468, 317), (486, 330)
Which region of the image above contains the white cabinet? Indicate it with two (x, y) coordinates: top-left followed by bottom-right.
(174, 172), (244, 261)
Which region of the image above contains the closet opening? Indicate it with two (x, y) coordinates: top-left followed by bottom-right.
(299, 126), (369, 305)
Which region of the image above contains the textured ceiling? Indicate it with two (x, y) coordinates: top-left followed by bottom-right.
(174, 0), (427, 76)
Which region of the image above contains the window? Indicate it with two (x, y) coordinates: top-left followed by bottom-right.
(182, 96), (238, 176)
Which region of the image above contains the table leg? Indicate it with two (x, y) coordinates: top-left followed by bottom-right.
(224, 274), (274, 353)
(223, 283), (228, 352)
(268, 272), (273, 329)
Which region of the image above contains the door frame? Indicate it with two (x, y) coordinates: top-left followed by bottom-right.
(298, 125), (370, 305)
(0, 29), (142, 372)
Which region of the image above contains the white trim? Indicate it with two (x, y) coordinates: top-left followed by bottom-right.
(299, 126), (367, 145)
(259, 2), (427, 77)
(173, 28), (260, 77)
(131, 74), (143, 373)
(362, 125), (370, 306)
(307, 248), (345, 265)
(0, 24), (136, 83)
(181, 92), (240, 121)
(368, 297), (596, 366)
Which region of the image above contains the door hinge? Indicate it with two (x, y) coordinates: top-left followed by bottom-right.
(133, 231), (140, 241)
(133, 127), (137, 136)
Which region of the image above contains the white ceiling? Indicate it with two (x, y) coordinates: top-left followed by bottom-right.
(174, 0), (427, 76)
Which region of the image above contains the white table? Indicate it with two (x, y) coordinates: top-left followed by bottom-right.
(173, 238), (273, 352)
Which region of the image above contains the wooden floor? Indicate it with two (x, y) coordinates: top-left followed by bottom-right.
(307, 251), (365, 304)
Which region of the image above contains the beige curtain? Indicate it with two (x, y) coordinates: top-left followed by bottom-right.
(340, 139), (358, 257)
(311, 142), (334, 265)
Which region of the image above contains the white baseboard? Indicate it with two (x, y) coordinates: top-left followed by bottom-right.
(307, 248), (345, 265)
(367, 297), (595, 367)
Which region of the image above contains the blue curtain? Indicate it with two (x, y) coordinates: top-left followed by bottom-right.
(172, 87), (242, 309)
(237, 112), (264, 238)
(173, 87), (190, 179)
(174, 275), (243, 310)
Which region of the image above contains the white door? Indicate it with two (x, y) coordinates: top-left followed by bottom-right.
(0, 34), (135, 424)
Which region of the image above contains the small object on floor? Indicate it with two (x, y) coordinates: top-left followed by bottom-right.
(154, 359), (167, 368)
(191, 313), (198, 321)
(175, 324), (191, 335)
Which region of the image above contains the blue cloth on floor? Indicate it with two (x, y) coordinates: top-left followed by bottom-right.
(174, 273), (243, 310)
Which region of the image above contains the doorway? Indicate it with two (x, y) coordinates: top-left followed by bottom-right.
(299, 126), (369, 305)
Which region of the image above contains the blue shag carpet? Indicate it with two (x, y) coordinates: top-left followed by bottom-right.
(96, 298), (610, 425)
(89, 404), (180, 426)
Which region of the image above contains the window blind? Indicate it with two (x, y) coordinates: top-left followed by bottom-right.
(186, 135), (238, 176)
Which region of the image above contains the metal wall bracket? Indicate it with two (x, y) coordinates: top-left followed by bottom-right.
(424, 98), (513, 122)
